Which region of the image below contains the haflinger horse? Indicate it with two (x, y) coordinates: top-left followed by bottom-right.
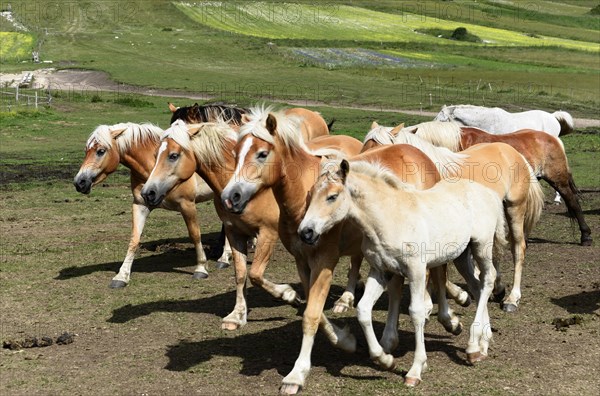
(435, 104), (574, 137)
(403, 120), (592, 246)
(140, 108), (346, 331)
(364, 122), (545, 312)
(298, 158), (508, 386)
(73, 122), (215, 287)
(220, 107), (464, 394)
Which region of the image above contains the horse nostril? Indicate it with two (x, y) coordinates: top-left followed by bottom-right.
(301, 228), (314, 242)
(231, 192), (241, 204)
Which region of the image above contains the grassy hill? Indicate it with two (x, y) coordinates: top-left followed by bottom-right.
(0, 0), (599, 116)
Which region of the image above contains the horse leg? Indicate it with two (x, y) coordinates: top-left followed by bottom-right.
(180, 201), (209, 279)
(501, 205), (527, 313)
(281, 255), (356, 395)
(445, 278), (472, 307)
(466, 242), (496, 363)
(433, 265), (463, 336)
(404, 264), (429, 387)
(453, 248), (481, 302)
(215, 224), (232, 269)
(380, 273), (404, 354)
(110, 203), (150, 288)
(545, 177), (592, 246)
(221, 228), (249, 331)
(333, 254), (363, 313)
(357, 268), (396, 369)
(247, 229), (301, 306)
(553, 191), (562, 204)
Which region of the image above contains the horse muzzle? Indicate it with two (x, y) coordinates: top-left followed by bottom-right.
(298, 226), (320, 245)
(73, 176), (92, 194)
(141, 187), (165, 207)
(221, 185), (250, 215)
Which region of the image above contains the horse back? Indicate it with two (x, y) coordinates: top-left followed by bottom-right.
(284, 108), (329, 141)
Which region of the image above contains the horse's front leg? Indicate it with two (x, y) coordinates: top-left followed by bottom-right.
(432, 265), (463, 335)
(180, 200), (209, 279)
(110, 203), (151, 288)
(357, 268), (395, 368)
(247, 229), (301, 305)
(380, 273), (404, 354)
(281, 255), (355, 395)
(405, 264), (429, 387)
(221, 227), (249, 331)
(215, 224), (232, 269)
(333, 253), (363, 313)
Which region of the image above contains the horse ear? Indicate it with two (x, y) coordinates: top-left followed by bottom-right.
(168, 102), (178, 113)
(390, 123), (404, 136)
(241, 114), (251, 124)
(370, 121), (379, 129)
(110, 127), (127, 139)
(187, 124), (202, 137)
(339, 159), (350, 181)
(266, 113), (277, 135)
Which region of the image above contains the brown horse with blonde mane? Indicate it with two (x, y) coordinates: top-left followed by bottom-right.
(73, 122), (215, 288)
(140, 108), (353, 332)
(220, 107), (462, 394)
(405, 121), (592, 246)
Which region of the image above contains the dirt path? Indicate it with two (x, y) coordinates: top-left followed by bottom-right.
(4, 68), (599, 127)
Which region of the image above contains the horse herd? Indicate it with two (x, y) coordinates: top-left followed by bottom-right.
(73, 103), (590, 394)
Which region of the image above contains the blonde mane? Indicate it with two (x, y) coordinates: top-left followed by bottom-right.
(86, 122), (163, 154)
(363, 126), (396, 146)
(320, 159), (412, 193)
(163, 119), (238, 167)
(239, 105), (308, 152)
(402, 121), (463, 152)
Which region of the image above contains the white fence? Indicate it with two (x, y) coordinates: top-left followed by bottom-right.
(0, 86), (52, 111)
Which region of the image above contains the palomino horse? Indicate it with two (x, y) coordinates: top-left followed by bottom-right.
(299, 159), (507, 386)
(73, 123), (214, 287)
(140, 114), (358, 331)
(220, 107), (454, 394)
(364, 123), (545, 312)
(435, 104), (574, 137)
(404, 121), (592, 246)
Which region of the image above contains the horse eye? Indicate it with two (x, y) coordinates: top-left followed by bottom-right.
(257, 151), (268, 161)
(327, 194), (338, 202)
(97, 148), (106, 156)
(169, 152), (180, 161)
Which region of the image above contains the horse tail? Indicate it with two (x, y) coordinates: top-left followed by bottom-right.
(493, 194), (508, 258)
(327, 118), (336, 132)
(553, 111), (574, 136)
(522, 160), (545, 237)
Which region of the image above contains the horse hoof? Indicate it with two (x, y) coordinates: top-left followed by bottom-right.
(221, 322), (240, 331)
(332, 303), (350, 314)
(192, 272), (208, 280)
(502, 303), (518, 313)
(404, 377), (421, 387)
(581, 237), (592, 246)
(215, 261), (230, 270)
(460, 294), (472, 307)
(280, 384), (302, 395)
(467, 351), (487, 364)
(109, 280), (127, 289)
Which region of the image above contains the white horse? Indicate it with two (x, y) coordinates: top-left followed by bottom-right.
(435, 104), (574, 137)
(298, 159), (507, 386)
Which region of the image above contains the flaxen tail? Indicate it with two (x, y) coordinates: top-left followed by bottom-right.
(522, 158), (545, 237)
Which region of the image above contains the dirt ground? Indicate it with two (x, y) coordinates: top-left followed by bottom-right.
(0, 166), (599, 395)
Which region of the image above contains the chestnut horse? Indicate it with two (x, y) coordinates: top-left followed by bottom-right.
(363, 123), (545, 312)
(220, 107), (454, 394)
(405, 121), (592, 246)
(73, 123), (215, 287)
(140, 114), (357, 331)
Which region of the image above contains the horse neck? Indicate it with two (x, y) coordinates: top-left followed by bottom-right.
(195, 140), (236, 195)
(120, 139), (160, 183)
(272, 148), (320, 225)
(460, 127), (497, 149)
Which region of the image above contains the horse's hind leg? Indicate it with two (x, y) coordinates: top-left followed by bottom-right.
(380, 273), (404, 354)
(110, 203), (150, 288)
(445, 278), (471, 307)
(247, 229), (301, 306)
(433, 265), (463, 336)
(333, 254), (363, 313)
(181, 201), (209, 279)
(501, 204), (527, 313)
(545, 176), (592, 246)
